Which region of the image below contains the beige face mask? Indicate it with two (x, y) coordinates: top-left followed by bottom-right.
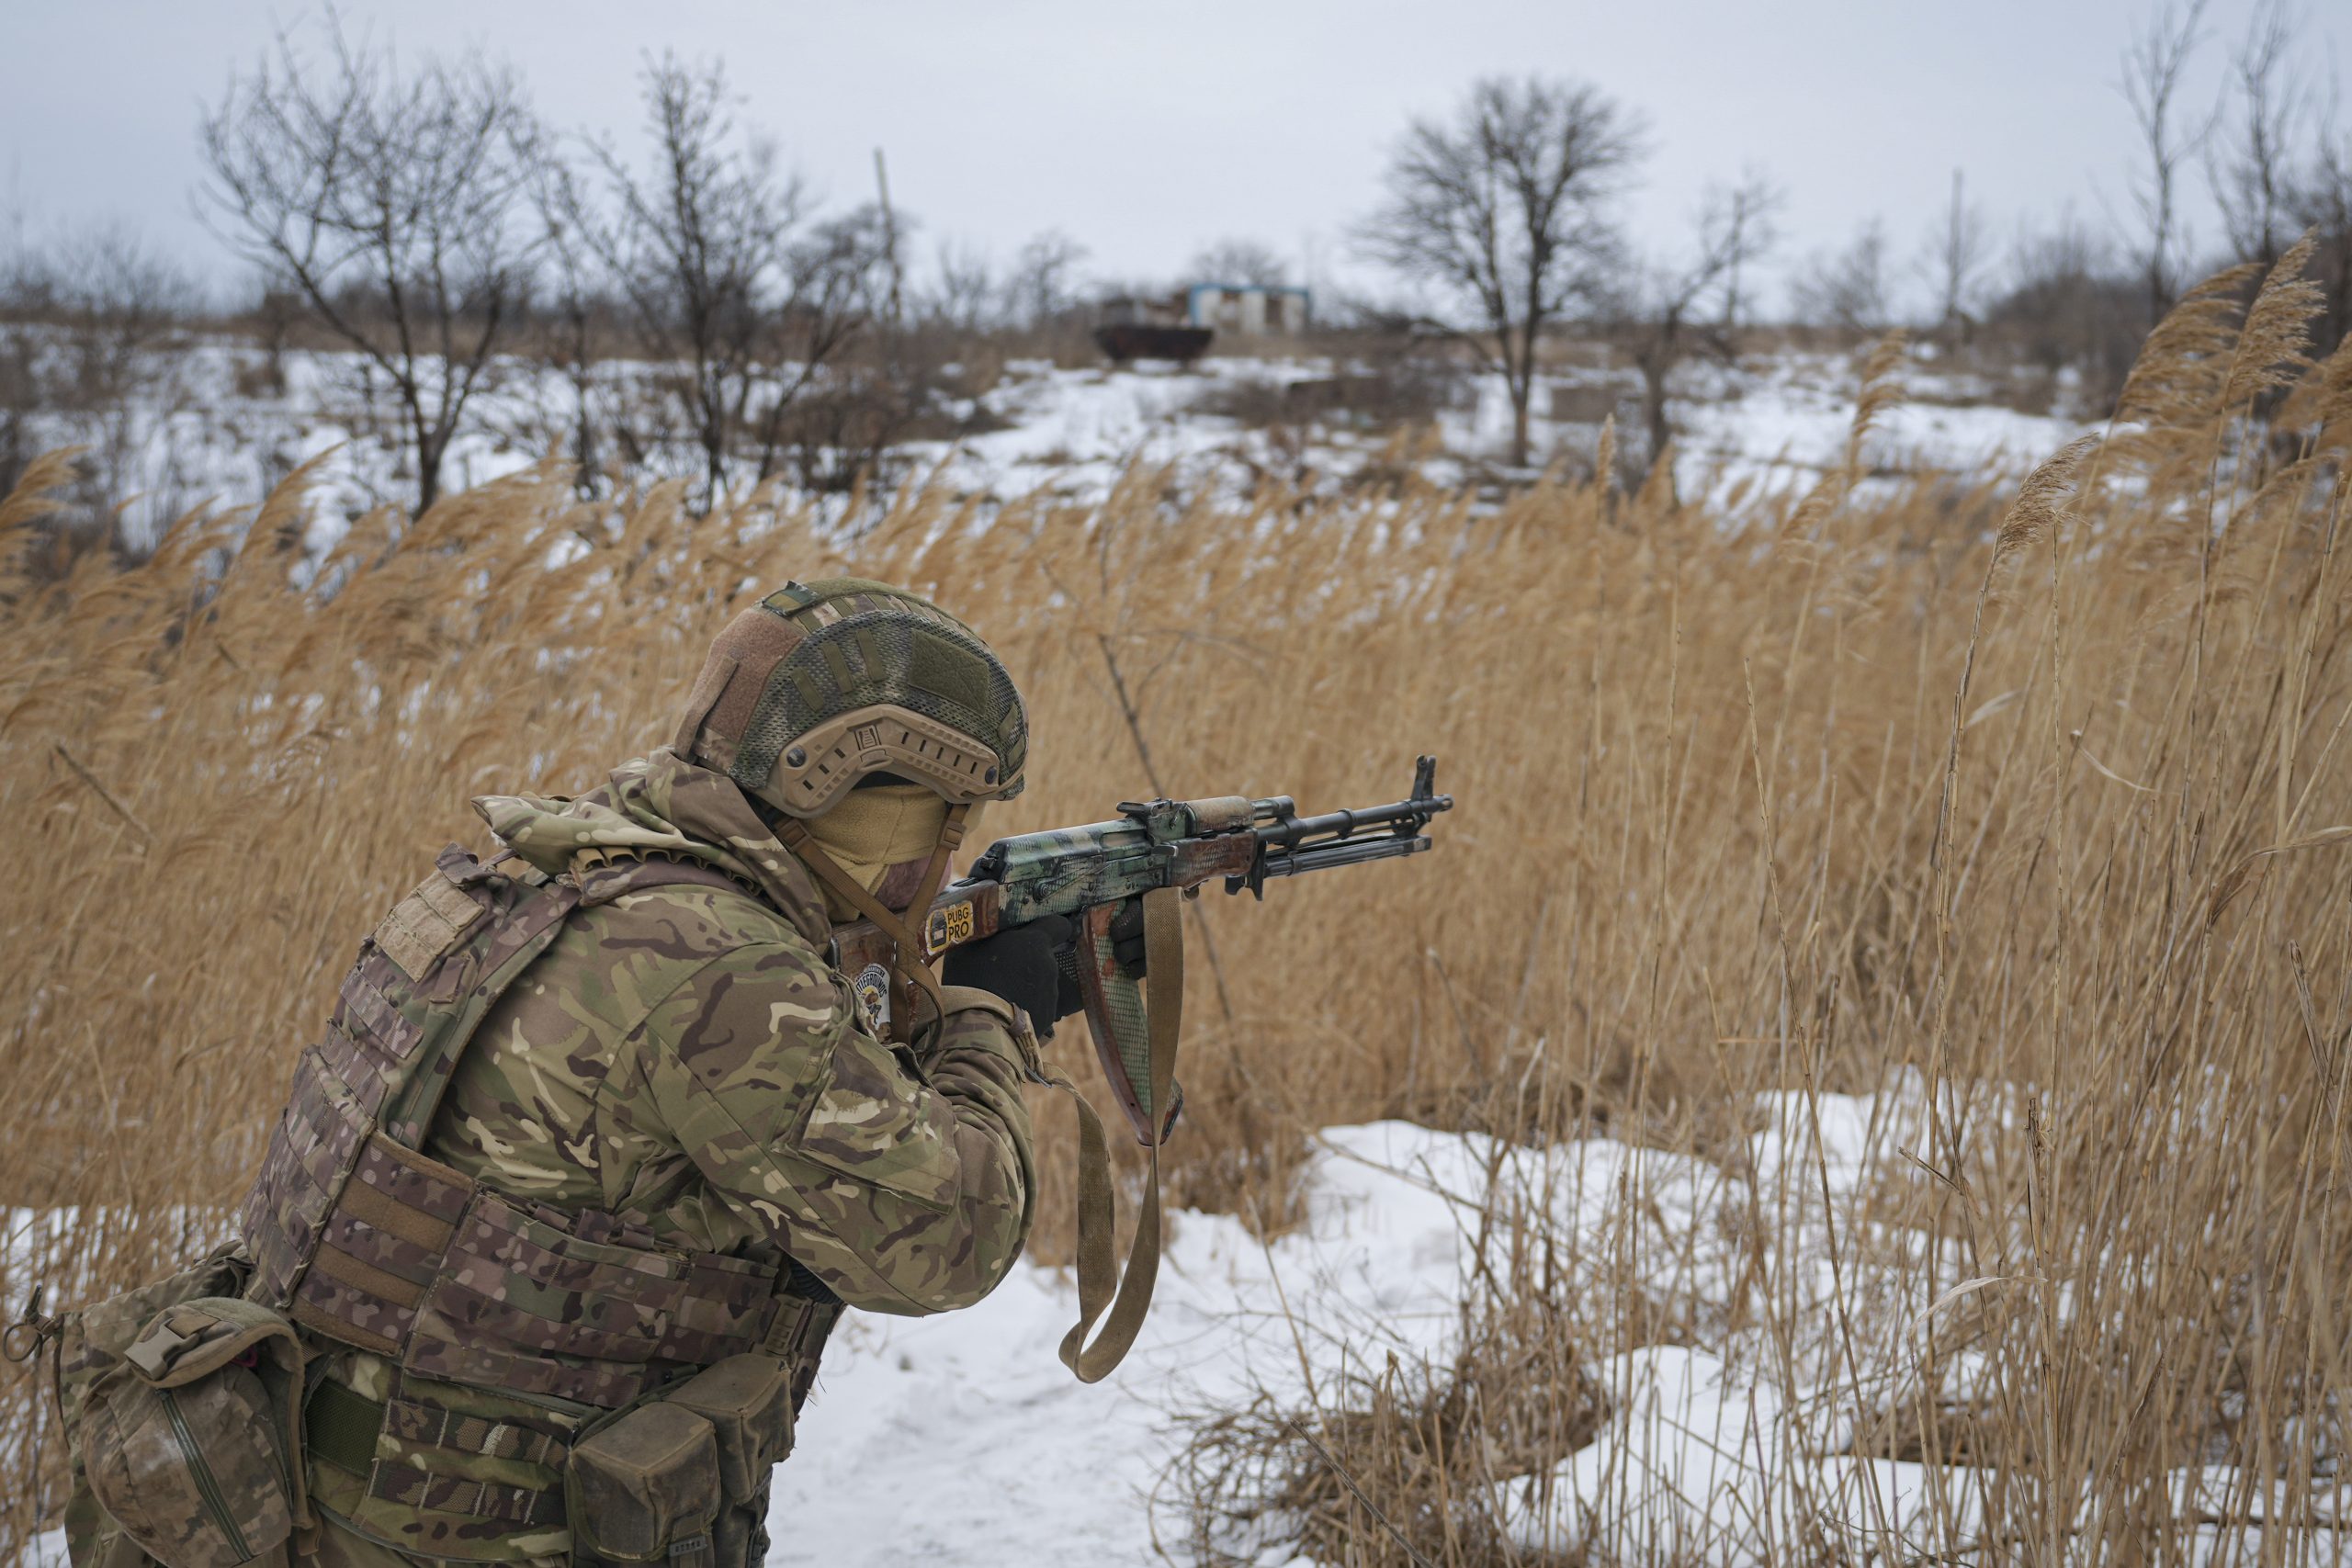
(799, 784), (988, 922)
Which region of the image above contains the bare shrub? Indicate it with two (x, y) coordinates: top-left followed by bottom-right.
(0, 226), (201, 557)
(1984, 211), (2146, 404)
(1790, 220), (1894, 335)
(1174, 1292), (1606, 1568)
(1611, 171), (1780, 476)
(2209, 0), (2305, 270)
(1189, 239), (1290, 288)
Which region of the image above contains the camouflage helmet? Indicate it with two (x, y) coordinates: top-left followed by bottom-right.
(673, 579), (1028, 818)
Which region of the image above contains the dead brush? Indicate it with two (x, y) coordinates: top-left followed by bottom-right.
(1170, 1308), (1606, 1568)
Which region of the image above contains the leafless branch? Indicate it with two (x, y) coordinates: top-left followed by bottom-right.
(1358, 75), (1645, 468)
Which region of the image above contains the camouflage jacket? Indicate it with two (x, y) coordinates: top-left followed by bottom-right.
(303, 749), (1039, 1561)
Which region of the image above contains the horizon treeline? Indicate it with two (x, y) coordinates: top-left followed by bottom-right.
(4, 1), (2351, 511)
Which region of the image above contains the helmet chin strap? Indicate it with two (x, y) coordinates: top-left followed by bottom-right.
(775, 804), (969, 1044)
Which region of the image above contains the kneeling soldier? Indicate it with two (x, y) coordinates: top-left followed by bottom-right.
(61, 580), (1075, 1567)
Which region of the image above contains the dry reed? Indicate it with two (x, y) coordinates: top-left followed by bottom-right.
(3, 257), (2350, 1563)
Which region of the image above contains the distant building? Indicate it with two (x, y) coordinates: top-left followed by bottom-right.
(1100, 293), (1188, 328)
(1091, 281), (1314, 367)
(1184, 283), (1312, 336)
(1095, 293), (1213, 367)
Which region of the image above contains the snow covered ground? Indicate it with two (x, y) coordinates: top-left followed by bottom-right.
(6, 334), (2091, 552)
(776, 1093), (2347, 1566)
(22, 1090), (2345, 1564)
(771, 1120), (1507, 1567)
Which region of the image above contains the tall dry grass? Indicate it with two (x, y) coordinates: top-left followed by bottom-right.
(1, 253), (2348, 1562)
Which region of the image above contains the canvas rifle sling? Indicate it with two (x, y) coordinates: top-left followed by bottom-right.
(781, 817), (1182, 1383)
(1051, 883), (1182, 1383)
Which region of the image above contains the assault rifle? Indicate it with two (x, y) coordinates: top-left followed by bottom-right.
(831, 756), (1454, 1143)
(831, 756), (1452, 1382)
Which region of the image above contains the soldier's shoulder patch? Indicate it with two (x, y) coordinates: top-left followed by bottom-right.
(851, 963), (891, 1035)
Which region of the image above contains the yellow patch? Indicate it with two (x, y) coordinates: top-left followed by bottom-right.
(926, 900), (975, 955)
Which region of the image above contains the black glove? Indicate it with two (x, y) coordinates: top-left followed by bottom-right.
(943, 914), (1080, 1037)
(1109, 900), (1148, 980)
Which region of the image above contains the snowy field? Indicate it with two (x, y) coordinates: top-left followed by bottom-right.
(8, 335), (2090, 552)
(22, 1091), (2344, 1564)
(771, 1099), (2346, 1565)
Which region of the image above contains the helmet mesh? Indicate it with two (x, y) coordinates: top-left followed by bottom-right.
(731, 593), (1027, 794)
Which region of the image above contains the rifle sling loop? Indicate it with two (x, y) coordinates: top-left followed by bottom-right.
(787, 810), (1182, 1383)
(1052, 883), (1183, 1383)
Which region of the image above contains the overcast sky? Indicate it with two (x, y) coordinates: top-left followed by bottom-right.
(5, 0), (2344, 311)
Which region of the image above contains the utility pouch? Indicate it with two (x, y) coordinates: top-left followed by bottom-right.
(565, 1401), (721, 1565)
(657, 1356), (793, 1503)
(79, 1298), (308, 1568)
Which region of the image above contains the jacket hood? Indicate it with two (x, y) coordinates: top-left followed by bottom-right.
(471, 748), (832, 950)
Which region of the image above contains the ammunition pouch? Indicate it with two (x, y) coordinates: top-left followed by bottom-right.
(565, 1357), (795, 1568)
(568, 1403), (718, 1565)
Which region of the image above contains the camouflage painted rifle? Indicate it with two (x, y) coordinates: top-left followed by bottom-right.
(834, 756), (1454, 1144)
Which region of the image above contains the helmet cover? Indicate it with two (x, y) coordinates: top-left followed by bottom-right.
(674, 579), (1028, 818)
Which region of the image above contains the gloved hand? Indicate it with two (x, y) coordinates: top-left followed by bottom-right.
(1108, 900), (1148, 980)
(943, 914), (1080, 1037)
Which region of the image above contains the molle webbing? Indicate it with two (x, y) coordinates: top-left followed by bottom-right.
(243, 849), (579, 1312)
(399, 1193), (778, 1409)
(369, 1464), (566, 1529)
(241, 848), (808, 1404)
(302, 1277), (839, 1532)
(284, 1134), (470, 1355)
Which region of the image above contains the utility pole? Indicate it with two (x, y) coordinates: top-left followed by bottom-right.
(873, 148), (904, 328)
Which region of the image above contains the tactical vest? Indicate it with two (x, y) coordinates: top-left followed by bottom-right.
(238, 843), (840, 1542)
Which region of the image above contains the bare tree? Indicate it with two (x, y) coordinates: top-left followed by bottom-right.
(1188, 238), (1289, 287)
(1918, 169), (1992, 343)
(2294, 127), (2352, 354)
(2119, 0), (2213, 323)
(1004, 230), (1089, 329)
(0, 223), (200, 552)
(747, 204), (893, 483)
(526, 157), (613, 493)
(198, 17), (547, 514)
(1360, 75), (1645, 468)
(573, 56), (879, 505)
(1613, 173), (1781, 477)
(922, 241), (1000, 333)
(1792, 220), (1893, 333)
(2211, 0), (2306, 269)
